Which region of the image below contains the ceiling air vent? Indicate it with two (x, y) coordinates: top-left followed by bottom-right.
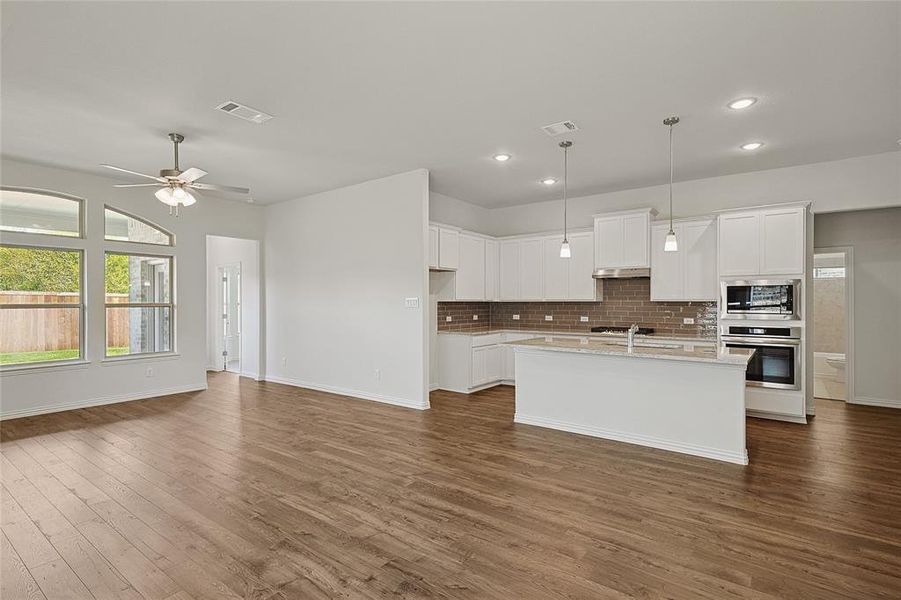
(215, 100), (273, 124)
(541, 120), (579, 136)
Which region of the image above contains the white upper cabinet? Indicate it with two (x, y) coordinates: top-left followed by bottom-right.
(499, 240), (521, 300)
(542, 237), (569, 301)
(651, 218), (717, 301)
(428, 225), (439, 269)
(485, 239), (499, 302)
(455, 233), (486, 300)
(437, 227), (459, 270)
(568, 232), (597, 300)
(519, 239), (543, 300)
(594, 209), (654, 270)
(760, 208), (805, 275)
(719, 206), (806, 277)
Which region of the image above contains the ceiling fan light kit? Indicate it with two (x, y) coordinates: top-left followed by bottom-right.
(102, 132), (250, 215)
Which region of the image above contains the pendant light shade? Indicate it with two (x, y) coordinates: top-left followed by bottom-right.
(663, 116), (680, 253)
(155, 185), (197, 207)
(559, 140), (573, 259)
(155, 187), (177, 206)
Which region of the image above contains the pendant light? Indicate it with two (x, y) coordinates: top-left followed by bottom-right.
(663, 116), (680, 252)
(559, 140), (573, 258)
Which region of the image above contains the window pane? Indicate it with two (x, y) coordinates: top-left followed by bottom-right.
(0, 189), (81, 237)
(0, 247), (81, 305)
(0, 307), (80, 365)
(104, 207), (172, 245)
(105, 253), (171, 303)
(106, 306), (171, 356)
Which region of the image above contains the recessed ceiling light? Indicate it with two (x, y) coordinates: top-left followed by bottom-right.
(493, 153), (511, 162)
(541, 178), (557, 185)
(740, 141), (764, 151)
(728, 97), (758, 110)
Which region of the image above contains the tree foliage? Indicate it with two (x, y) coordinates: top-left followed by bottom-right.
(104, 254), (129, 294)
(0, 247), (130, 294)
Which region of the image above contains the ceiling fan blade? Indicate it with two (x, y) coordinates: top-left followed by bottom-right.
(100, 164), (167, 182)
(190, 182), (250, 194)
(113, 183), (165, 188)
(178, 167), (208, 183)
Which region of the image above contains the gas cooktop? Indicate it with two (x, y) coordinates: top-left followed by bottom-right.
(590, 325), (656, 335)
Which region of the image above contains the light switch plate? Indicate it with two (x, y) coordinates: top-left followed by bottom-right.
(512, 314), (520, 320)
(580, 316), (589, 322)
(683, 317), (695, 325)
(404, 297), (419, 308)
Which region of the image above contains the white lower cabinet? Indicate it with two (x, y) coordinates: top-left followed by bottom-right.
(437, 332), (532, 393)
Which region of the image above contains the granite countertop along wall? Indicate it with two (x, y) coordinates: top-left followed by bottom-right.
(437, 278), (718, 338)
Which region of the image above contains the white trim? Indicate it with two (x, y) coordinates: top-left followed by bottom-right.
(240, 371), (260, 381)
(746, 409), (808, 424)
(850, 396), (901, 409)
(101, 352), (181, 365)
(429, 383), (440, 391)
(435, 381), (503, 394)
(263, 375), (430, 410)
(514, 412), (749, 465)
(0, 359), (90, 376)
(813, 245), (854, 404)
(0, 382), (208, 420)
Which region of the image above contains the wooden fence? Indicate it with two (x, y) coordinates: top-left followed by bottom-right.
(0, 292), (129, 352)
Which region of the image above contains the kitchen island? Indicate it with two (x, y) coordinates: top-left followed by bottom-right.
(508, 336), (755, 465)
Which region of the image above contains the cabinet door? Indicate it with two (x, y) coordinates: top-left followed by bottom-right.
(650, 224), (683, 300)
(542, 236), (569, 300)
(456, 234), (486, 300)
(760, 208), (805, 275)
(428, 225), (439, 269)
(718, 212), (760, 276)
(682, 220), (717, 300)
(438, 228), (459, 270)
(485, 240), (499, 302)
(499, 240), (520, 300)
(519, 239), (543, 300)
(622, 212), (650, 267)
(503, 345), (514, 380)
(594, 216), (623, 269)
(568, 232), (597, 300)
(471, 347), (487, 387)
(485, 346), (503, 383)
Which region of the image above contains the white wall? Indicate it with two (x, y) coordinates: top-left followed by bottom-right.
(0, 159), (264, 419)
(462, 152), (900, 236)
(429, 191), (492, 234)
(206, 235), (262, 379)
(814, 208), (901, 407)
(264, 169), (430, 409)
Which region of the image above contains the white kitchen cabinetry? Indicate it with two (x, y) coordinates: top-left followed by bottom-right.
(594, 209), (655, 270)
(542, 237), (569, 301)
(651, 218), (717, 301)
(438, 333), (509, 392)
(455, 233), (486, 300)
(499, 238), (543, 301)
(542, 232), (598, 301)
(718, 206), (805, 276)
(437, 226), (460, 270)
(428, 225), (439, 269)
(499, 240), (521, 300)
(485, 239), (499, 301)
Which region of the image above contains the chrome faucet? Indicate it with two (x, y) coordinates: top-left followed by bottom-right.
(627, 324), (639, 350)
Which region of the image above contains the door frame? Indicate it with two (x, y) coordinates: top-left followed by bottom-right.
(813, 246), (854, 403)
(216, 261), (242, 374)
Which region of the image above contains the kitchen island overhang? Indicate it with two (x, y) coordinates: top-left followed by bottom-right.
(509, 337), (756, 465)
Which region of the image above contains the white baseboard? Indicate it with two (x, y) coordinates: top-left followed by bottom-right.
(514, 413), (749, 466)
(429, 383), (440, 392)
(746, 409), (808, 424)
(0, 383), (209, 421)
(240, 371), (259, 380)
(850, 396), (901, 409)
(434, 381), (503, 395)
(263, 375), (430, 411)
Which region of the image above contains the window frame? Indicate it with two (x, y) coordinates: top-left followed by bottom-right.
(103, 251), (175, 359)
(103, 204), (175, 247)
(0, 186), (85, 239)
(0, 242), (87, 371)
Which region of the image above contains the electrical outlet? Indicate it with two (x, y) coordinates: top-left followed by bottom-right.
(545, 315), (553, 321)
(473, 315), (479, 321)
(145, 367), (154, 378)
(446, 316), (452, 322)
(512, 314), (520, 320)
(373, 369), (381, 380)
(683, 317), (695, 325)
(580, 316), (589, 322)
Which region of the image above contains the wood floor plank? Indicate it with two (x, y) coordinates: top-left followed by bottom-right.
(0, 483), (61, 570)
(0, 531), (47, 600)
(2, 373), (900, 599)
(30, 558), (94, 600)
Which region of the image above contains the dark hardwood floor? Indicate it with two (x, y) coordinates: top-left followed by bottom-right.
(2, 373), (900, 599)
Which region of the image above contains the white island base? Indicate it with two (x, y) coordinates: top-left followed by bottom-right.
(512, 341), (751, 465)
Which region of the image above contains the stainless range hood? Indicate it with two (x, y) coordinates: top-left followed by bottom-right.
(592, 267), (651, 279)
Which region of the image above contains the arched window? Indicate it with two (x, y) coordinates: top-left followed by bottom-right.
(104, 205), (173, 246)
(0, 187), (82, 237)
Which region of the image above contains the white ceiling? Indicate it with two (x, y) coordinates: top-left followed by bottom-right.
(1, 2), (898, 207)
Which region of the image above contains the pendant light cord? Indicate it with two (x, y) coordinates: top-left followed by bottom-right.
(563, 143), (568, 242)
(669, 121), (674, 231)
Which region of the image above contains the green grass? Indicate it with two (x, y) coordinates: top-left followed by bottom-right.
(0, 347), (129, 365)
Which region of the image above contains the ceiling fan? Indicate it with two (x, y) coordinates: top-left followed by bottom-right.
(102, 133), (251, 215)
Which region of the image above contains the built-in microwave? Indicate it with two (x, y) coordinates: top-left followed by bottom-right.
(721, 279), (801, 321)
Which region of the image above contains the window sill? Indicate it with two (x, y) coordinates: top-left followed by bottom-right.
(101, 352), (180, 365)
(0, 359), (91, 376)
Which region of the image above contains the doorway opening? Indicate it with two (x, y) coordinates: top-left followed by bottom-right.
(812, 248), (853, 403)
(219, 263), (241, 373)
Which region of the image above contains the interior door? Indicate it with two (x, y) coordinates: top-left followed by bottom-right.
(220, 264), (241, 373)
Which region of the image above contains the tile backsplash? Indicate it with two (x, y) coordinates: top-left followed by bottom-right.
(437, 278), (717, 337)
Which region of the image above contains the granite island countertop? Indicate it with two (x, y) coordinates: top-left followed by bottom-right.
(506, 336), (754, 366)
(438, 328), (717, 344)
